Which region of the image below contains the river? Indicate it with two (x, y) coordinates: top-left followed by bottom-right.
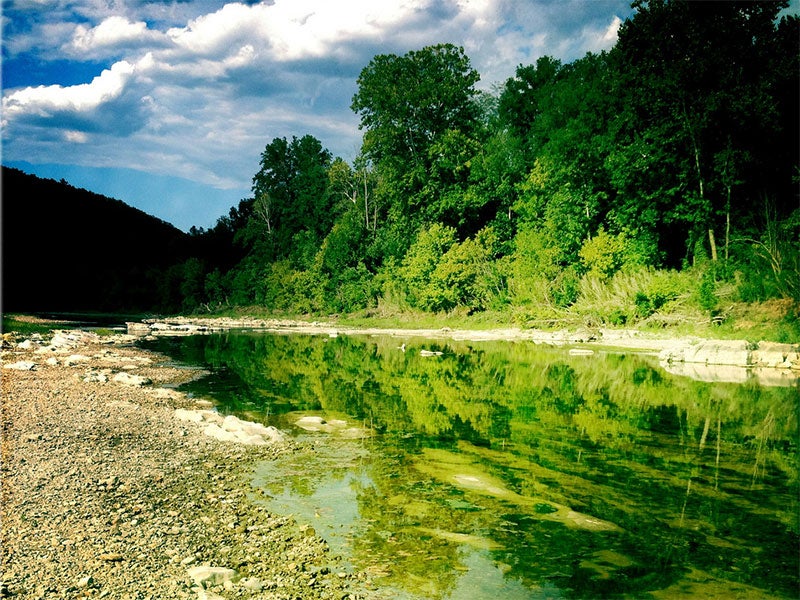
(142, 331), (799, 599)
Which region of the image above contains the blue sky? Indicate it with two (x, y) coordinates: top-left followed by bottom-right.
(0, 0), (738, 231)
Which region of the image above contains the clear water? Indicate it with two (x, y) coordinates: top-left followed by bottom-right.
(143, 332), (799, 599)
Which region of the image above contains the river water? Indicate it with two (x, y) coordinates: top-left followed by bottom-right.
(142, 331), (799, 599)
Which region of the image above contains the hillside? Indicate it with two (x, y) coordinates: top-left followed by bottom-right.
(1, 167), (189, 312)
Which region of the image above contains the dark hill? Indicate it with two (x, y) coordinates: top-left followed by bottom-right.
(1, 166), (189, 313)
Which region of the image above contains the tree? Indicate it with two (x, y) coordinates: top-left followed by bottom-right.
(352, 43), (480, 168)
(613, 0), (792, 265)
(250, 134), (333, 263)
(498, 56), (563, 159)
(352, 44), (483, 239)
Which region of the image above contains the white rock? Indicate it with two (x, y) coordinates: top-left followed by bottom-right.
(203, 423), (240, 444)
(175, 408), (205, 423)
(240, 577), (265, 592)
(64, 354), (91, 366)
(186, 565), (236, 588)
(113, 372), (150, 386)
(295, 416), (326, 430)
(3, 361), (36, 371)
(17, 339), (36, 350)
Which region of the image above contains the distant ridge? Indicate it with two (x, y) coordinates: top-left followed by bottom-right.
(1, 166), (189, 312)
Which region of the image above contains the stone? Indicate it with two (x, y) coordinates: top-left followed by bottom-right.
(112, 372), (150, 386)
(240, 577), (265, 592)
(84, 371), (109, 383)
(296, 416), (326, 431)
(186, 566), (236, 588)
(175, 409), (205, 423)
(98, 553), (124, 562)
(3, 361), (36, 371)
(178, 409), (284, 445)
(64, 354), (91, 366)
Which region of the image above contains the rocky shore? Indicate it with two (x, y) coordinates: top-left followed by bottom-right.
(1, 329), (366, 599)
(130, 316), (800, 374)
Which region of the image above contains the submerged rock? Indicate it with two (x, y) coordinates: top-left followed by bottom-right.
(294, 415), (372, 438)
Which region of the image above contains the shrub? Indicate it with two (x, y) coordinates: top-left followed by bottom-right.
(578, 227), (629, 280)
(398, 223), (457, 309)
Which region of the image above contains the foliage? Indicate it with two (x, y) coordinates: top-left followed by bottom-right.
(9, 3), (796, 328)
(578, 228), (630, 280)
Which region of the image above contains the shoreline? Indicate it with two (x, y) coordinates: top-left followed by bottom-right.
(0, 329), (366, 599)
(131, 316), (800, 377)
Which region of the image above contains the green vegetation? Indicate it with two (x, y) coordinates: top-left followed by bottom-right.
(0, 315), (71, 336)
(179, 3), (798, 335)
(4, 2), (797, 340)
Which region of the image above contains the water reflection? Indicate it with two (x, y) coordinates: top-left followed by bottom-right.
(144, 333), (799, 599)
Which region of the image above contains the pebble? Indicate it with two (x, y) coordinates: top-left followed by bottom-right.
(2, 329), (365, 600)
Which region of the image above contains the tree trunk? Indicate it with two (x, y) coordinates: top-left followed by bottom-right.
(725, 186), (731, 262)
(708, 228), (718, 262)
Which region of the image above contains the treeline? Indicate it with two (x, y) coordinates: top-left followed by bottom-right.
(177, 1), (797, 324)
(11, 1), (795, 324)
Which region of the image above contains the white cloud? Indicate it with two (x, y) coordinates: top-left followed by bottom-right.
(3, 60), (135, 115)
(66, 16), (165, 57)
(2, 0), (636, 214)
(63, 129), (89, 143)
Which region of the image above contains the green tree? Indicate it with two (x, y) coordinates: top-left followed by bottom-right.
(352, 44), (483, 241)
(612, 0), (793, 265)
(251, 134), (334, 263)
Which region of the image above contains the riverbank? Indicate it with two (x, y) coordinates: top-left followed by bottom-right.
(130, 316), (800, 375)
(1, 329), (366, 599)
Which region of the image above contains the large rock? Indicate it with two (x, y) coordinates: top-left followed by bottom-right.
(176, 409), (285, 445)
(186, 565), (236, 588)
(112, 372), (151, 386)
(751, 342), (800, 370)
(660, 340), (750, 367)
(3, 360), (36, 371)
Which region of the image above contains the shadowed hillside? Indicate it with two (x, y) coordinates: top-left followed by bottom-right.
(2, 167), (189, 313)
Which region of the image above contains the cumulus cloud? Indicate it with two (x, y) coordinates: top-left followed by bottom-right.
(3, 60), (136, 116)
(2, 0), (635, 198)
(65, 16), (167, 58)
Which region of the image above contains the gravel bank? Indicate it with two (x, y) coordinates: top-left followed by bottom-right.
(1, 330), (366, 599)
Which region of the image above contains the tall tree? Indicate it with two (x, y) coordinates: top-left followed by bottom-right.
(251, 134), (333, 264)
(351, 44), (483, 242)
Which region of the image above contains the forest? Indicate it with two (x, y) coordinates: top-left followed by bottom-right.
(5, 1), (799, 333)
(180, 0), (798, 328)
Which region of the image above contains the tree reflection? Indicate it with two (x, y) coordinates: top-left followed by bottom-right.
(149, 333), (799, 598)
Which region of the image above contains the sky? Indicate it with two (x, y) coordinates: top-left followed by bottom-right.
(0, 1), (705, 231)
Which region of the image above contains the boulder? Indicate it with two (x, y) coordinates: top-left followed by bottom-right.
(64, 354), (91, 366)
(112, 372), (151, 386)
(3, 360), (36, 371)
(177, 409), (284, 445)
(186, 565), (236, 588)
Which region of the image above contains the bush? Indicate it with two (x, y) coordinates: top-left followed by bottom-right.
(572, 266), (693, 324)
(578, 227), (630, 279)
(398, 223), (457, 309)
(326, 263), (377, 313)
(423, 227), (501, 312)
